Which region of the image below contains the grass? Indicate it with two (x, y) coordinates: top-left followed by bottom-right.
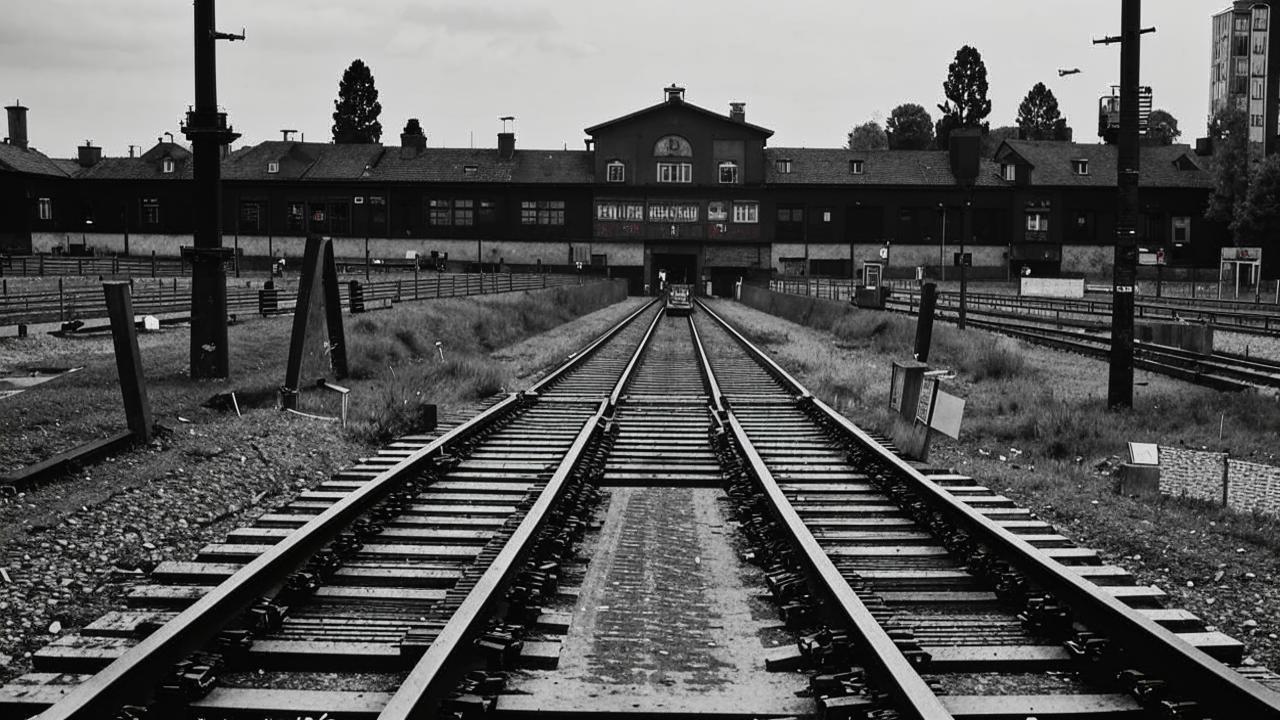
(710, 296), (1280, 669)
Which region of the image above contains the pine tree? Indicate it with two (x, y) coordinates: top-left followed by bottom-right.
(332, 59), (383, 144)
(1016, 82), (1071, 141)
(886, 103), (934, 150)
(935, 45), (992, 148)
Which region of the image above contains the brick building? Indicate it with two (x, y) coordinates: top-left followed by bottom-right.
(1, 87), (1241, 291)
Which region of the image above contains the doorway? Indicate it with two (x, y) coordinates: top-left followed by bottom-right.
(651, 252), (698, 292)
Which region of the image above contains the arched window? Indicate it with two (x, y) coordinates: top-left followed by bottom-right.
(653, 135), (693, 157)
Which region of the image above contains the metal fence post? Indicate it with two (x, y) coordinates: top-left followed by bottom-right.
(58, 278), (65, 321)
(1222, 452), (1230, 509)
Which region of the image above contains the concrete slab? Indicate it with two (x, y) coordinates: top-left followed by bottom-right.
(504, 487), (811, 716)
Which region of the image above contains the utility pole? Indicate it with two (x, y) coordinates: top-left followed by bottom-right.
(1094, 0), (1153, 409)
(182, 0), (243, 379)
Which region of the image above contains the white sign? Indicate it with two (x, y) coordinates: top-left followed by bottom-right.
(1221, 246), (1263, 262)
(929, 390), (965, 440)
(1128, 442), (1159, 466)
(878, 247), (889, 260)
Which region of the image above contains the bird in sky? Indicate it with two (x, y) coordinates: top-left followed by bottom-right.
(1058, 68), (1082, 77)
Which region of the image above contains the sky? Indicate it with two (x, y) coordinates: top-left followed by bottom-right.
(0, 1), (1229, 158)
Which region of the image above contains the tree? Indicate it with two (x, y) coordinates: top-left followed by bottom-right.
(1016, 82), (1071, 141)
(332, 59), (383, 144)
(935, 45), (992, 148)
(886, 103), (934, 150)
(982, 125), (1020, 155)
(1205, 105), (1250, 225)
(1231, 154), (1280, 251)
(847, 121), (888, 151)
(1146, 109), (1181, 145)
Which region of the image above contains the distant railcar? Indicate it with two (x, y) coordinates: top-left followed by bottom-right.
(666, 284), (693, 316)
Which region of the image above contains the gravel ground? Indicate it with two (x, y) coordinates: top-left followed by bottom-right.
(0, 294), (645, 683)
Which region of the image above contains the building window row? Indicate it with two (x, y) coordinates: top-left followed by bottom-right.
(594, 200), (759, 224)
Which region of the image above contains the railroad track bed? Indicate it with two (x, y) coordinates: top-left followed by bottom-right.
(6, 296), (1280, 718)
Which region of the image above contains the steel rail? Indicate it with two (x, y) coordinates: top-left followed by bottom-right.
(699, 299), (1280, 717)
(607, 305), (666, 410)
(687, 306), (951, 720)
(527, 297), (659, 396)
(377, 398), (607, 719)
(35, 392), (524, 720)
(685, 314), (724, 412)
(381, 292), (666, 718)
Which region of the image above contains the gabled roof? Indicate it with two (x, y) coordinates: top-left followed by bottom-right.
(994, 140), (1212, 188)
(763, 147), (1004, 187)
(585, 98), (774, 138)
(372, 148), (593, 184)
(222, 141), (323, 180)
(0, 143), (71, 177)
(75, 141), (193, 180)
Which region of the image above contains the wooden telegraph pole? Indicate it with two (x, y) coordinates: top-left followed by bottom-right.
(1095, 0), (1153, 409)
(183, 0), (242, 378)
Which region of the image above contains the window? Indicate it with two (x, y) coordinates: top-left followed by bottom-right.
(1026, 211), (1048, 232)
(775, 158), (792, 174)
(162, 158), (175, 174)
(239, 201), (262, 232)
(267, 161), (279, 174)
(653, 135), (693, 157)
(428, 199), (451, 226)
(822, 210), (832, 223)
(478, 200), (497, 224)
(1071, 159), (1089, 176)
(1255, 34), (1268, 54)
(37, 197), (52, 221)
(1254, 10), (1268, 31)
(707, 201), (728, 222)
(1002, 163), (1016, 181)
(1236, 58), (1249, 75)
(1253, 78), (1267, 100)
(1172, 216), (1191, 245)
(1236, 16), (1250, 32)
(648, 203), (699, 222)
(778, 207), (804, 223)
(1252, 113), (1265, 127)
(657, 162), (692, 183)
(453, 199), (474, 226)
(606, 161), (625, 183)
(522, 200), (565, 225)
(141, 198), (161, 225)
(287, 202), (305, 232)
(369, 196), (387, 228)
(718, 161), (739, 184)
(849, 159), (864, 175)
(732, 201), (759, 224)
(328, 201), (350, 234)
(596, 201), (643, 221)
(463, 165), (478, 175)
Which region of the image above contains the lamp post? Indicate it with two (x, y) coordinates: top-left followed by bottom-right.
(937, 202), (947, 282)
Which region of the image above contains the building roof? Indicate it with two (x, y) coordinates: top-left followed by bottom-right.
(995, 140), (1212, 188)
(0, 142), (71, 177)
(74, 141), (194, 180)
(763, 147), (1005, 187)
(585, 98), (774, 138)
(373, 147), (594, 184)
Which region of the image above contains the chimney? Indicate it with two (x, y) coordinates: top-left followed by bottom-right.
(5, 102), (28, 150)
(729, 102), (746, 123)
(280, 129), (297, 142)
(77, 140), (102, 168)
(664, 84), (686, 103)
(497, 115), (515, 160)
(947, 128), (981, 184)
(400, 118), (427, 158)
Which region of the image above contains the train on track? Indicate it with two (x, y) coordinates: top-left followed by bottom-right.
(665, 283), (694, 316)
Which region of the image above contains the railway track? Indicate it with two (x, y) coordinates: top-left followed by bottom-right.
(5, 296), (1280, 718)
(878, 294), (1280, 392)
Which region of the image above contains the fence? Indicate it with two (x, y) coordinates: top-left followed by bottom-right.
(0, 254), (190, 278)
(1, 272), (582, 328)
(1158, 446), (1280, 516)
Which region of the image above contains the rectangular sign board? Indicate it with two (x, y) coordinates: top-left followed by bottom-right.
(915, 377), (937, 425)
(929, 390), (965, 440)
(890, 364), (907, 412)
(1128, 442), (1159, 466)
(1221, 246), (1263, 261)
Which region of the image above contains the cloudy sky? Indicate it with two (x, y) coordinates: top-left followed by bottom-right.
(1, 1), (1223, 158)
